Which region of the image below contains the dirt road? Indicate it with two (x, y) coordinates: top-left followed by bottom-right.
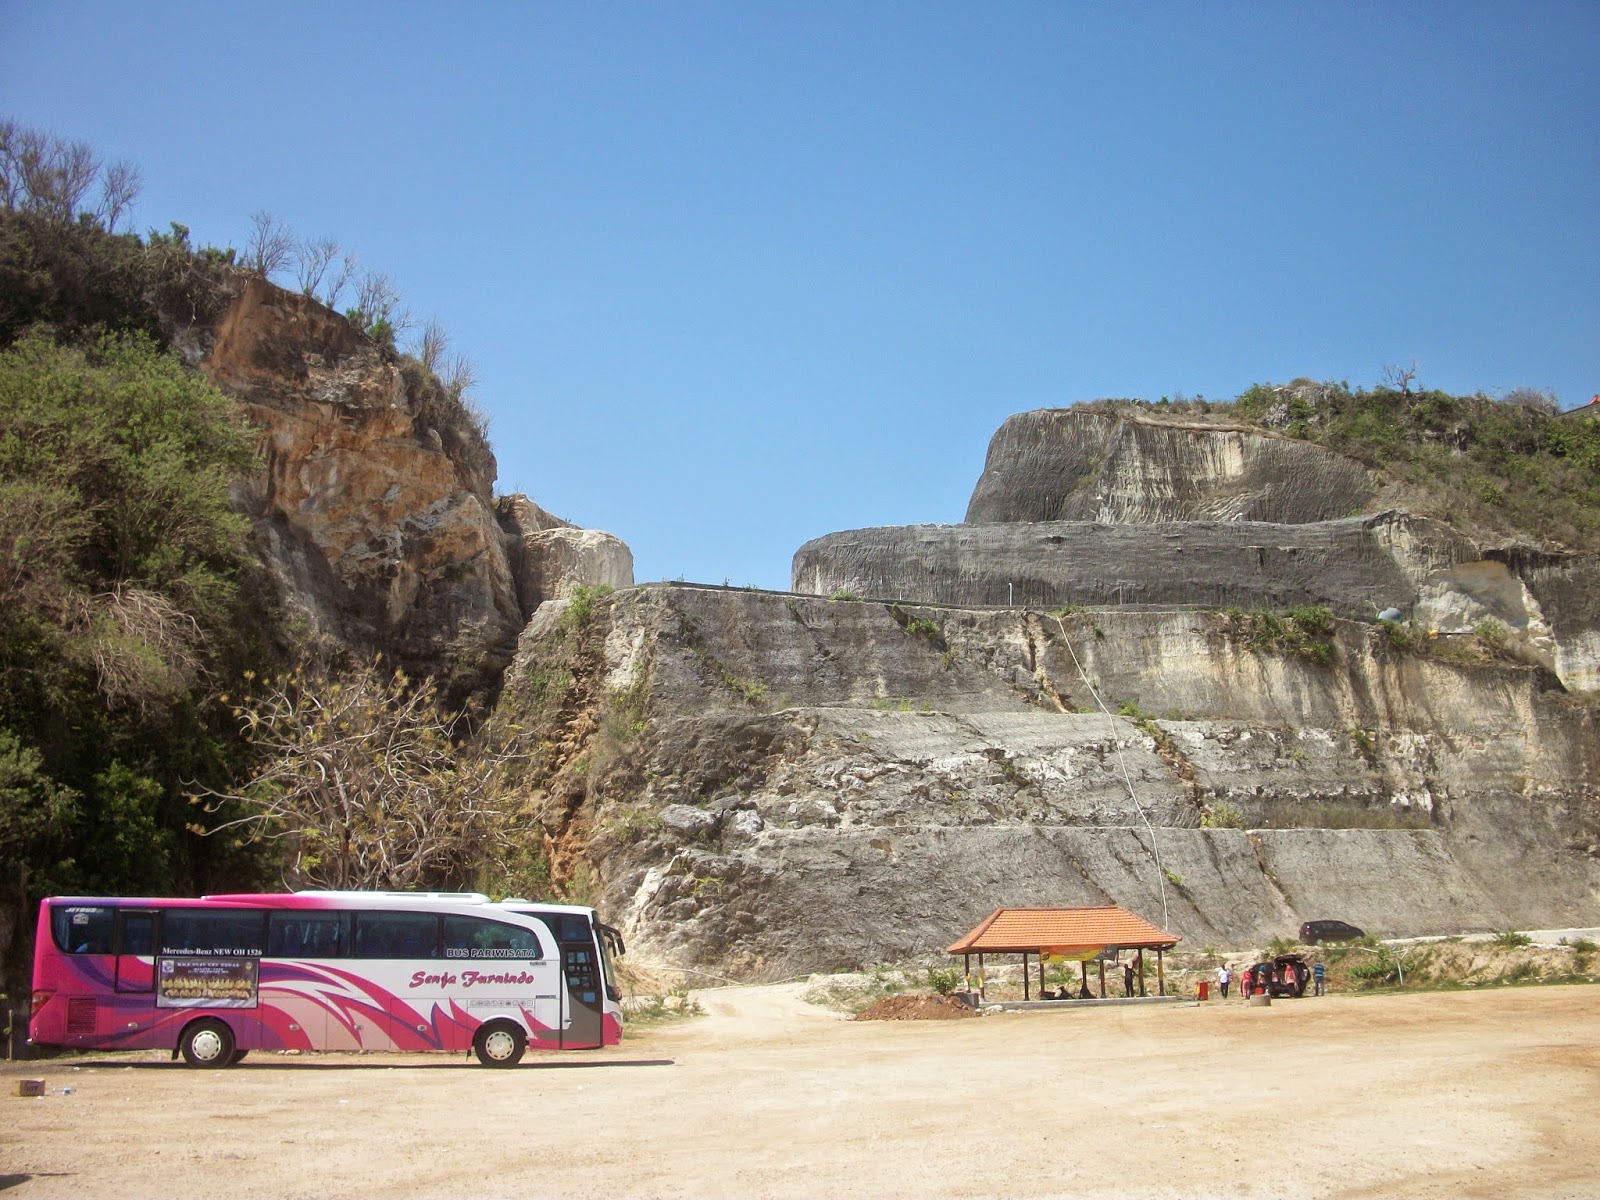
(5, 983), (1598, 1199)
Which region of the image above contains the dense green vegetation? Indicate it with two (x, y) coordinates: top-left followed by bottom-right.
(0, 331), (272, 930)
(1106, 378), (1600, 552)
(0, 124), (514, 1021)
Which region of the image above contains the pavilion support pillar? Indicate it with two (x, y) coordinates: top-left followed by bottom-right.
(1098, 960), (1106, 998)
(1157, 949), (1165, 996)
(978, 953), (985, 1000)
(1023, 953), (1030, 1001)
(1138, 948), (1147, 997)
(1080, 961), (1088, 997)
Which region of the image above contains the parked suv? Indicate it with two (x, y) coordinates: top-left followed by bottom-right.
(1243, 954), (1311, 998)
(1299, 919), (1365, 944)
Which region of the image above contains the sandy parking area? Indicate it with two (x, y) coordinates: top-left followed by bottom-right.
(4, 983), (1597, 1199)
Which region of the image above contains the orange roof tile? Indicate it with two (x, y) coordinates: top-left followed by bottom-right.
(945, 906), (1180, 954)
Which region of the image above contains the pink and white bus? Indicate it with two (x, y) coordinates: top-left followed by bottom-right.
(29, 891), (624, 1068)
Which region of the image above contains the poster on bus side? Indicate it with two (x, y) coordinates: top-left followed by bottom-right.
(157, 957), (259, 1008)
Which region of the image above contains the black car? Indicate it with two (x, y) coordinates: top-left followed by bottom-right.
(1243, 954), (1311, 998)
(1299, 919), (1365, 944)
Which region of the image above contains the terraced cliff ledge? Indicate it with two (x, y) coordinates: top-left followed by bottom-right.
(498, 585), (1600, 980)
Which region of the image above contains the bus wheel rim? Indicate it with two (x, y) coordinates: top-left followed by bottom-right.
(191, 1029), (224, 1061)
(484, 1029), (517, 1060)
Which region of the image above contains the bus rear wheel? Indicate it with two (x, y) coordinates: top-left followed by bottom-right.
(179, 1018), (236, 1069)
(473, 1021), (526, 1068)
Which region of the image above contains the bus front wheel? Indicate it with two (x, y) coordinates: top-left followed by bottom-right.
(473, 1021), (526, 1068)
(179, 1018), (236, 1069)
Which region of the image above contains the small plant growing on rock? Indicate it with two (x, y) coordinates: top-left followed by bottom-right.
(562, 584), (616, 631)
(1473, 619), (1512, 648)
(1200, 801), (1246, 829)
(1491, 929), (1532, 949)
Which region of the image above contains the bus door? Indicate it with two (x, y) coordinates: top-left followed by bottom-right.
(551, 918), (604, 1048)
(111, 908), (159, 1040)
(114, 909), (157, 993)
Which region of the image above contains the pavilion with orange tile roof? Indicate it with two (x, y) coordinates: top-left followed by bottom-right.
(946, 905), (1181, 1002)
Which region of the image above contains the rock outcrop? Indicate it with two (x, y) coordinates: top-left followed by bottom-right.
(499, 496), (635, 617)
(500, 585), (1599, 978)
(195, 275), (631, 687)
(492, 403), (1599, 977)
(965, 408), (1376, 524)
(795, 511), (1473, 618)
(798, 407), (1600, 692)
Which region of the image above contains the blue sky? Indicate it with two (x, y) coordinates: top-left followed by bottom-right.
(4, 2), (1596, 590)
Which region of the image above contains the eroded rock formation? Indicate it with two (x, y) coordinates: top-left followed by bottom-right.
(501, 585), (1599, 978)
(965, 408), (1376, 524)
(798, 408), (1600, 691)
(194, 276), (631, 687)
(492, 403), (1598, 976)
(499, 495), (635, 617)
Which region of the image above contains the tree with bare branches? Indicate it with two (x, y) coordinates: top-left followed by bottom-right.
(196, 658), (511, 890)
(1381, 359), (1419, 395)
(243, 210), (296, 279)
(416, 318), (450, 373)
(0, 120), (141, 227)
(443, 351), (478, 405)
(347, 268), (410, 347)
(294, 236), (341, 299)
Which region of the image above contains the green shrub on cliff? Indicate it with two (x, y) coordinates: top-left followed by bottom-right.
(0, 331), (268, 956)
(1227, 380), (1600, 551)
(1211, 606), (1337, 665)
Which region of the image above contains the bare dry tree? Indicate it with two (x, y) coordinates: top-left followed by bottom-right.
(193, 658), (512, 890)
(53, 139), (98, 217)
(0, 121), (19, 210)
(0, 122), (124, 222)
(1499, 387), (1559, 415)
(351, 268), (411, 338)
(1381, 359), (1419, 396)
(93, 159), (141, 232)
(443, 351), (478, 403)
(243, 210), (296, 279)
(323, 251), (358, 310)
(416, 318), (449, 373)
(294, 236), (341, 298)
(71, 586), (207, 717)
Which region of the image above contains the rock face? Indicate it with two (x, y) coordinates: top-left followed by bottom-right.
(500, 585), (1600, 979)
(197, 276), (631, 686)
(798, 408), (1600, 692)
(965, 408), (1376, 524)
(494, 403), (1599, 977)
(499, 495), (635, 617)
(795, 512), (1473, 617)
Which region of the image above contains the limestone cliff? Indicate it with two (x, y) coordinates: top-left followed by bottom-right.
(500, 585), (1599, 977)
(966, 408), (1376, 524)
(800, 408), (1600, 692)
(495, 402), (1598, 976)
(192, 275), (632, 689)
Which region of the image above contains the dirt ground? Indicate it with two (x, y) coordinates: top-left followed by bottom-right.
(4, 982), (1598, 1200)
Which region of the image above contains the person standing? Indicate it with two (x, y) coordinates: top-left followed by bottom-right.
(1217, 964), (1231, 999)
(1124, 960), (1136, 997)
(1313, 960), (1326, 996)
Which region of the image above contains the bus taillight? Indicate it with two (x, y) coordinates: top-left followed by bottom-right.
(31, 988), (54, 1017)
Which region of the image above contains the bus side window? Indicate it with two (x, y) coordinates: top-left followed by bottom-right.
(53, 907), (114, 955)
(268, 913), (344, 957)
(162, 909), (266, 956)
(443, 916), (542, 959)
(353, 912), (440, 959)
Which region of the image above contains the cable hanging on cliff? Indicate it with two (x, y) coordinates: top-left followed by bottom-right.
(1048, 613), (1170, 930)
